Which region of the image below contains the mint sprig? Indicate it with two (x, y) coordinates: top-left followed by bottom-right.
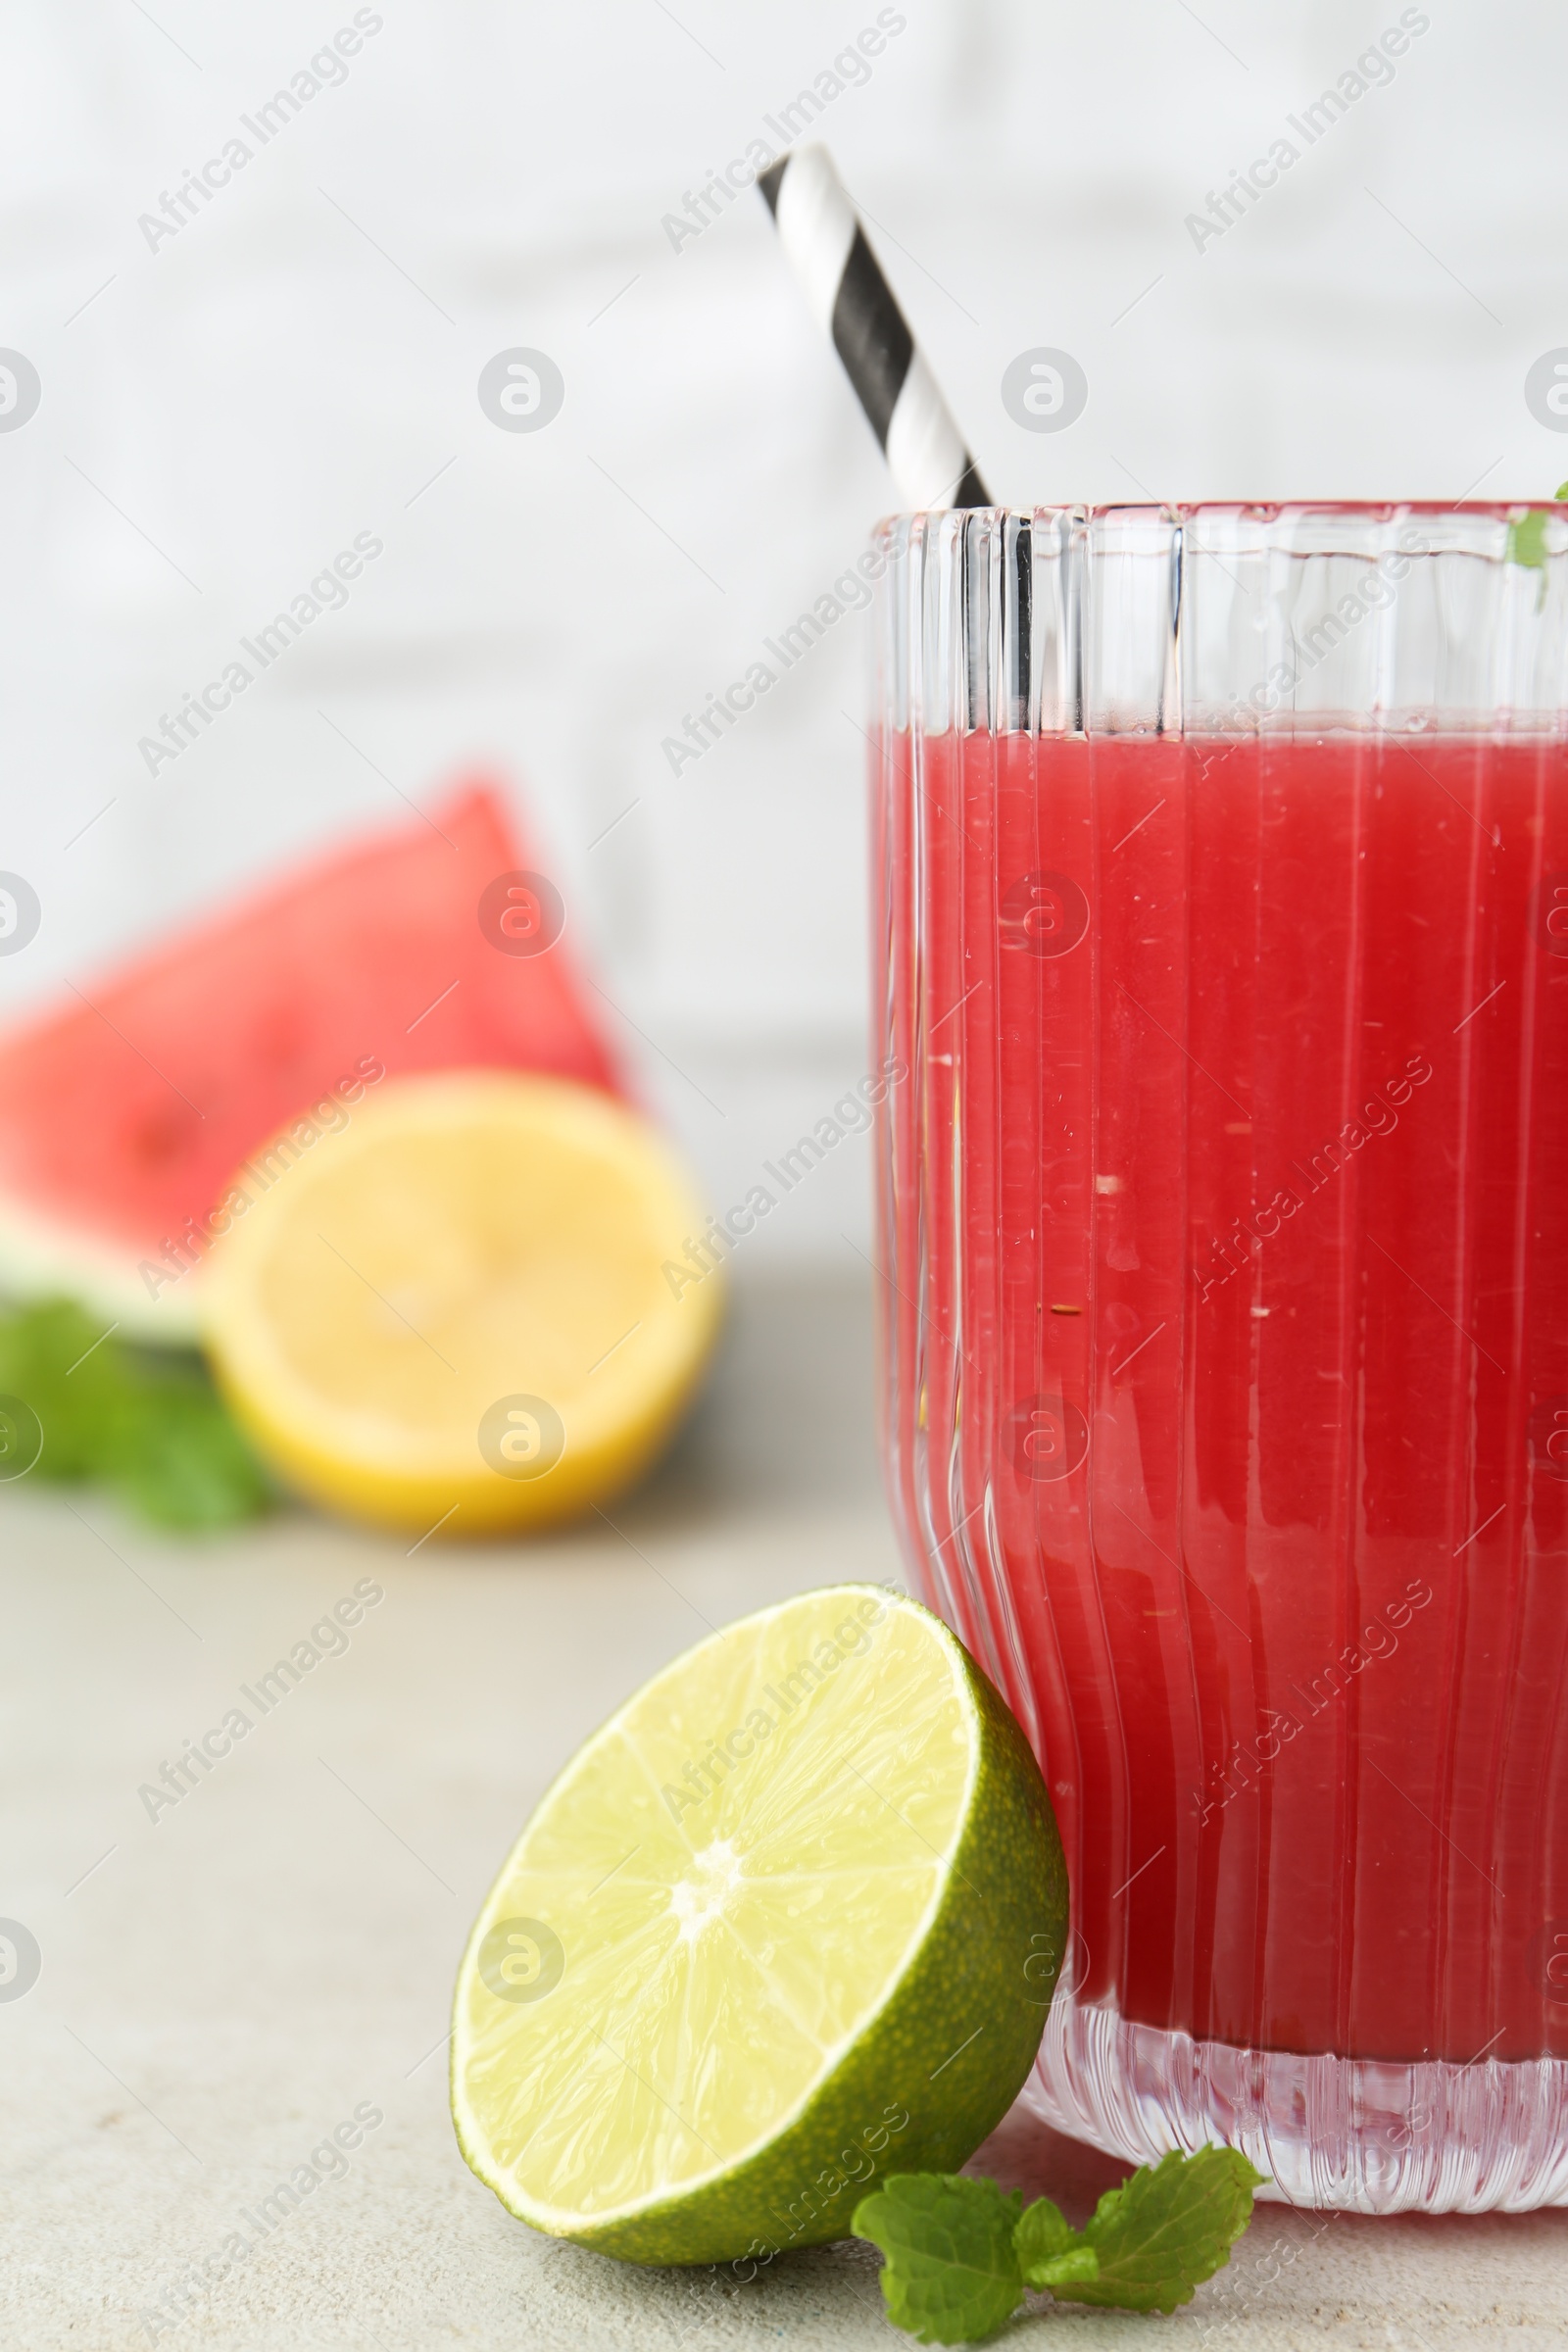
(0, 1297), (271, 1529)
(853, 2146), (1265, 2343)
(1505, 485), (1568, 580)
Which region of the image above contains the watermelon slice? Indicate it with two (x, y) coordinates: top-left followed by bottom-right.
(0, 782), (623, 1341)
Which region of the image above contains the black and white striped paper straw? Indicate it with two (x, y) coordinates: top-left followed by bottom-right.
(759, 145), (989, 513)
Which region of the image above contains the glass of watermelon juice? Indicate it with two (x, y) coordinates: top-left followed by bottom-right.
(870, 504), (1568, 2212)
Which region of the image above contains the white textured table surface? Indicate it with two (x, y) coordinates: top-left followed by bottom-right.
(4, 1276), (1566, 2350)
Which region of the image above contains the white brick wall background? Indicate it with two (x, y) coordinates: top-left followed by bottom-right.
(0, 0), (1560, 1264)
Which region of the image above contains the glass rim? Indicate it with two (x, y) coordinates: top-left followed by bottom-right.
(874, 499), (1562, 531)
(871, 499), (1568, 737)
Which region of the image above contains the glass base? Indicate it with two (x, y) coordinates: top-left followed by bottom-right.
(1026, 1987), (1568, 2213)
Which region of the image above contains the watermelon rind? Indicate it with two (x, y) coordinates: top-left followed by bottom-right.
(0, 1193), (201, 1344)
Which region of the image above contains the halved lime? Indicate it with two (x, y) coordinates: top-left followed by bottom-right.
(451, 1584), (1067, 2266)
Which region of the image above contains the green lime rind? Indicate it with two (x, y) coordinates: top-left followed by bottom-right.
(451, 1589), (1068, 2269)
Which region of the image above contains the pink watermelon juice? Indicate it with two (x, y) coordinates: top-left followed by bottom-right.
(876, 721), (1568, 2067)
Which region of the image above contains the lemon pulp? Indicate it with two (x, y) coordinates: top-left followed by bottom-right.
(200, 1070), (721, 1533)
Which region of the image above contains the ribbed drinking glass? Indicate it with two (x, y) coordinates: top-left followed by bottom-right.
(871, 503), (1568, 2211)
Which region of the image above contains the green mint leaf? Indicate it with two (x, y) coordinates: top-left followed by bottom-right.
(103, 1375), (273, 1529)
(1014, 2195), (1098, 2288)
(1028, 2246), (1100, 2287)
(1022, 2245), (1099, 2288)
(1054, 2146), (1265, 2314)
(0, 1297), (270, 1530)
(852, 2175), (1024, 2345)
(1556, 482), (1568, 500)
(1507, 510), (1550, 570)
(0, 1298), (119, 1478)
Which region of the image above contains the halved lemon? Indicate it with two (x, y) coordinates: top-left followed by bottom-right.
(451, 1584), (1067, 2265)
(199, 1071), (721, 1536)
